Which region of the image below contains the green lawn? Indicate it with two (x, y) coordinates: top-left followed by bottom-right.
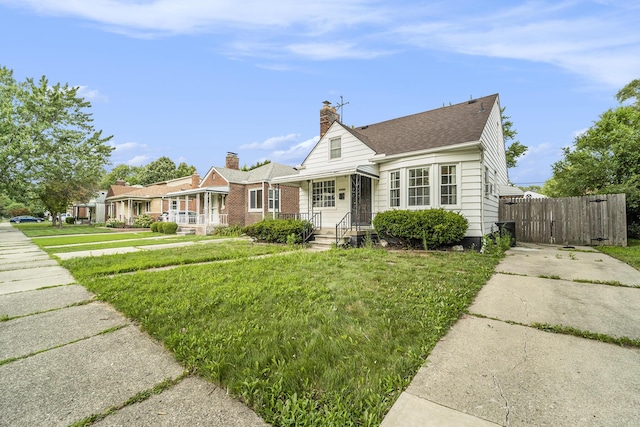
(598, 238), (640, 271)
(66, 248), (501, 426)
(37, 235), (228, 254)
(13, 222), (120, 237)
(33, 231), (161, 246)
(60, 240), (297, 276)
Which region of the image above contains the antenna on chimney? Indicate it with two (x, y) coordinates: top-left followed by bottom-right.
(335, 95), (350, 122)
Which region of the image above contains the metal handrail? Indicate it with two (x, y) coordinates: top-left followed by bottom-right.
(335, 212), (351, 245)
(276, 212), (321, 243)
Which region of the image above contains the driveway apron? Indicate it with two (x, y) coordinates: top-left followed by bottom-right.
(382, 242), (640, 426)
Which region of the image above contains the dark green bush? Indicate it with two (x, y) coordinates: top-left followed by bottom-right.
(133, 214), (154, 228)
(162, 221), (178, 234)
(211, 225), (243, 237)
(65, 217), (75, 224)
(150, 222), (160, 232)
(373, 209), (468, 249)
(243, 219), (312, 244)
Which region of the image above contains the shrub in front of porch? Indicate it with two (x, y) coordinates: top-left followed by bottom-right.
(133, 214), (154, 228)
(161, 221), (178, 234)
(105, 218), (124, 228)
(243, 219), (312, 244)
(373, 209), (468, 249)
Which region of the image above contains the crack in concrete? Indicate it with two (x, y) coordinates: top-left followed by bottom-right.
(492, 373), (511, 426)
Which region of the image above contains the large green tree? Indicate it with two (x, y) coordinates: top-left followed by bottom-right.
(549, 79), (640, 237)
(502, 107), (528, 169)
(0, 66), (113, 225)
(99, 164), (143, 188)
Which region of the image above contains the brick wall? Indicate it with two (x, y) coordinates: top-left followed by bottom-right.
(279, 184), (300, 215)
(224, 183), (246, 226)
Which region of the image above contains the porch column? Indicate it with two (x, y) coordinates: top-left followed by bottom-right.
(196, 193), (201, 224)
(204, 192), (209, 225)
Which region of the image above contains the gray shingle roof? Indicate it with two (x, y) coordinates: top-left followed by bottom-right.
(349, 94), (499, 156)
(215, 162), (298, 184)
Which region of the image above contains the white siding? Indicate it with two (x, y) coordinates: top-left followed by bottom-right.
(301, 123), (377, 173)
(479, 96), (508, 234)
(375, 148), (485, 237)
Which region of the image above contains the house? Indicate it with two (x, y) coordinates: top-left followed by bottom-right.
(72, 191), (108, 223)
(105, 175), (203, 225)
(272, 94), (510, 247)
(196, 153), (300, 228)
(105, 153), (300, 234)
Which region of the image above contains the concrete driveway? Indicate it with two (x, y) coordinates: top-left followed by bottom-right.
(382, 243), (640, 426)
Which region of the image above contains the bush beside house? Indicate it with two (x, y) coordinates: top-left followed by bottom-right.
(243, 219), (312, 244)
(373, 209), (468, 249)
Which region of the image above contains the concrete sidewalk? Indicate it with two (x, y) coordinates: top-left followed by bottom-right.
(0, 222), (269, 427)
(381, 243), (640, 426)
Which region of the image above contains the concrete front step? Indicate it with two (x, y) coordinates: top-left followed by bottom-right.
(176, 228), (196, 236)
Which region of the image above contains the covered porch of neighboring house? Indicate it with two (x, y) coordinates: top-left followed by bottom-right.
(273, 166), (379, 246)
(107, 197), (155, 226)
(164, 187), (229, 235)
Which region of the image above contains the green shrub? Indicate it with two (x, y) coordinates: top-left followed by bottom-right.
(65, 217), (75, 224)
(150, 222), (160, 232)
(243, 219), (312, 244)
(162, 221), (178, 234)
(373, 209), (468, 249)
(105, 218), (124, 228)
(133, 214), (154, 228)
(210, 225), (243, 237)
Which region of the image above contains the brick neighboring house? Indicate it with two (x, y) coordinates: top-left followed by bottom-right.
(105, 174), (201, 225)
(199, 153), (300, 228)
(104, 154), (300, 233)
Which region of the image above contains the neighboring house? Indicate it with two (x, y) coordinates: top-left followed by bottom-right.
(196, 153), (300, 228)
(105, 175), (202, 225)
(72, 191), (108, 223)
(272, 94), (510, 247)
(524, 190), (548, 199)
(105, 153), (300, 234)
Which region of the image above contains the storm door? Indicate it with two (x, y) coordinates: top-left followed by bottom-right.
(350, 174), (372, 226)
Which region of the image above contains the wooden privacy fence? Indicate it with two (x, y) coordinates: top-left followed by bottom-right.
(499, 194), (627, 247)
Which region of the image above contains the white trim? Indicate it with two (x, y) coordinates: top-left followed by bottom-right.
(248, 188), (263, 212)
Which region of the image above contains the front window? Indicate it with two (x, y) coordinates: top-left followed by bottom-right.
(440, 165), (457, 205)
(389, 171), (400, 207)
(312, 180), (335, 208)
(170, 200), (178, 210)
(408, 167), (430, 206)
(145, 201), (151, 212)
(268, 188), (280, 211)
(249, 188), (263, 211)
(329, 138), (341, 159)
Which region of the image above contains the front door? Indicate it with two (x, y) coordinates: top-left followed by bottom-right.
(351, 174), (372, 226)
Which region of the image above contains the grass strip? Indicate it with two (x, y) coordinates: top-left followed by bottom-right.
(597, 238), (640, 271)
(531, 323), (640, 348)
(60, 241), (297, 277)
(71, 248), (501, 426)
(12, 223), (117, 237)
(0, 299), (93, 322)
(32, 232), (161, 246)
(0, 324), (129, 366)
(42, 236), (232, 254)
(69, 374), (188, 427)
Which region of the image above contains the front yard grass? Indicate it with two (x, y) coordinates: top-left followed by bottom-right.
(67, 248), (501, 426)
(38, 234), (227, 254)
(598, 238), (640, 271)
(60, 240), (297, 276)
(13, 222), (118, 237)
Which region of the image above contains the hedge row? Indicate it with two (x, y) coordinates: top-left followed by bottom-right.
(151, 221), (178, 234)
(373, 209), (468, 249)
(243, 219), (312, 244)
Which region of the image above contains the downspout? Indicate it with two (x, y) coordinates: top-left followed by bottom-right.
(480, 147), (485, 237)
(262, 181), (266, 221)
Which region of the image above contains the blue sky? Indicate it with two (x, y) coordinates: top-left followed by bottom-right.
(1, 0), (638, 186)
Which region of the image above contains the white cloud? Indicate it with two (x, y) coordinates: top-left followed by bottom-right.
(266, 136), (319, 163)
(125, 155), (151, 166)
(239, 133), (300, 150)
(110, 141), (147, 152)
(393, 1), (640, 87)
(75, 85), (108, 102)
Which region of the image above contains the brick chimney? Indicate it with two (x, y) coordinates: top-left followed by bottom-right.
(226, 152), (239, 170)
(320, 101), (340, 138)
(116, 178), (125, 186)
(191, 172), (200, 188)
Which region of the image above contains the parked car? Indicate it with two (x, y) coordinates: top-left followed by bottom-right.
(10, 215), (43, 223)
